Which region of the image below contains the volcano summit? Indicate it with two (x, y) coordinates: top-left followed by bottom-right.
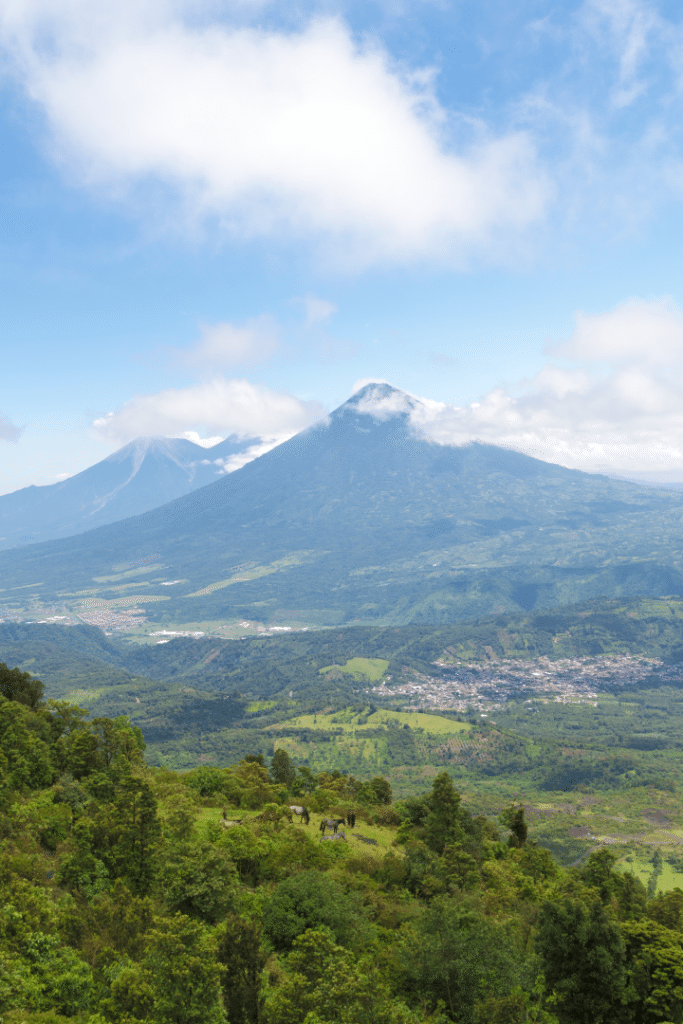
(2, 383), (683, 630)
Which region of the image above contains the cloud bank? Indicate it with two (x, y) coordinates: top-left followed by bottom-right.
(3, 0), (683, 268)
(0, 1), (548, 266)
(93, 378), (325, 446)
(364, 298), (683, 479)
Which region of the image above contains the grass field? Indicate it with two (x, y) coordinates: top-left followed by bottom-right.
(194, 804), (398, 862)
(615, 849), (683, 894)
(279, 707), (471, 735)
(320, 657), (390, 681)
(246, 700), (279, 713)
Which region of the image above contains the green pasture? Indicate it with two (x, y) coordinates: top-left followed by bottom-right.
(194, 804), (398, 861)
(279, 707), (471, 736)
(246, 700), (279, 713)
(320, 657), (389, 681)
(616, 848), (683, 895)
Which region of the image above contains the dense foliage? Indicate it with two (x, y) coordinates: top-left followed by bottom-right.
(4, 669), (683, 1024)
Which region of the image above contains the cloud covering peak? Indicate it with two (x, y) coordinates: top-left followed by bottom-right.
(92, 377), (325, 447)
(365, 298), (683, 480)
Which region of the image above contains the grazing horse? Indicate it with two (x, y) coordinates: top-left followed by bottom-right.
(289, 805), (310, 825)
(321, 831), (346, 842)
(319, 817), (345, 835)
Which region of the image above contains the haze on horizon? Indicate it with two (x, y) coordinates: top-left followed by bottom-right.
(3, 0), (683, 494)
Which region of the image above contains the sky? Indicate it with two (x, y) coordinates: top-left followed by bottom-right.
(3, 0), (683, 493)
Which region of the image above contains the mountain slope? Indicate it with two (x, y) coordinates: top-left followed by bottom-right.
(2, 383), (683, 628)
(0, 434), (260, 548)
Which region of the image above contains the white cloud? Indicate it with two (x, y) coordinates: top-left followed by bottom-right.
(182, 431), (224, 447)
(351, 376), (392, 391)
(551, 296), (683, 363)
(213, 438), (289, 474)
(581, 0), (660, 109)
(401, 297), (683, 479)
(0, 414), (23, 443)
(299, 294), (337, 327)
(349, 378), (419, 420)
(92, 377), (325, 446)
(184, 315), (279, 366)
(0, 1), (548, 266)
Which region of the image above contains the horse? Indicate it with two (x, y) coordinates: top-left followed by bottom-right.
(319, 817), (345, 835)
(347, 810), (356, 828)
(321, 831), (346, 842)
(289, 805), (310, 825)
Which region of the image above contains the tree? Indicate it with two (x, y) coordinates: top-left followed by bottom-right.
(648, 887), (683, 931)
(622, 918), (683, 1024)
(443, 848), (479, 892)
(517, 844), (558, 886)
(55, 816), (110, 900)
(66, 729), (101, 780)
(104, 775), (161, 895)
(293, 765), (318, 796)
(186, 766), (226, 797)
(500, 805), (528, 849)
(107, 914), (226, 1024)
(88, 880), (155, 960)
(424, 772), (462, 854)
(0, 697), (54, 790)
(234, 761), (280, 808)
(22, 932), (95, 1016)
(65, 716), (145, 780)
(216, 915), (267, 1024)
(243, 753), (265, 766)
(262, 869), (371, 952)
(371, 776), (393, 805)
(0, 662), (44, 709)
(263, 928), (430, 1024)
(580, 848), (623, 904)
(90, 716), (146, 770)
(395, 896), (527, 1021)
(270, 748), (296, 788)
(159, 842), (237, 923)
(535, 897), (628, 1024)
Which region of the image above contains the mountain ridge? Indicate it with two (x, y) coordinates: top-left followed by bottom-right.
(2, 383), (683, 629)
(0, 432), (262, 549)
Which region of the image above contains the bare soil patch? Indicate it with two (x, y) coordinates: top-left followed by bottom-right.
(645, 808), (673, 827)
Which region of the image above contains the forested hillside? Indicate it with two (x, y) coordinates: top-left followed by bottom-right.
(3, 596), (683, 776)
(4, 662), (683, 1024)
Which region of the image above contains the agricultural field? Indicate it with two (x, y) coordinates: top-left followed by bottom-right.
(263, 707), (474, 794)
(451, 779), (683, 874)
(320, 657), (390, 681)
(278, 707), (471, 735)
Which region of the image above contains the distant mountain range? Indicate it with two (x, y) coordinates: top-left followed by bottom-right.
(0, 433), (263, 549)
(2, 382), (683, 628)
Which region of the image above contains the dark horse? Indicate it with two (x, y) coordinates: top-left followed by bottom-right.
(319, 817), (345, 835)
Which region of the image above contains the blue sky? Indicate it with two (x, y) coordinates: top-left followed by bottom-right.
(3, 0), (683, 493)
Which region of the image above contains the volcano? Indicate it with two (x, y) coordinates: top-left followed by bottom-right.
(2, 383), (683, 628)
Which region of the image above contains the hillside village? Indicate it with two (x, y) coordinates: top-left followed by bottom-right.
(372, 653), (682, 714)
